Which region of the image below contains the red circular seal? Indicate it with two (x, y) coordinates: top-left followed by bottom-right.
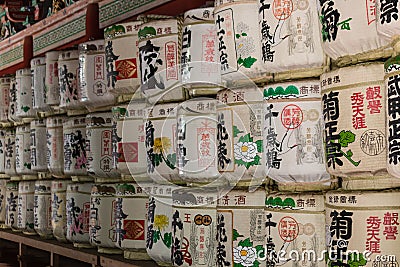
(273, 0), (293, 20)
(280, 104), (303, 129)
(278, 216), (299, 242)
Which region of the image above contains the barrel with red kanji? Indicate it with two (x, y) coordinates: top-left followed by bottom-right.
(138, 18), (185, 103)
(217, 188), (266, 267)
(264, 79), (331, 191)
(177, 98), (220, 184)
(181, 7), (222, 96)
(89, 184), (121, 254)
(171, 187), (218, 266)
(146, 184), (175, 265)
(47, 116), (67, 178)
(145, 103), (181, 184)
(316, 0), (391, 65)
(114, 183), (150, 260)
(45, 51), (61, 108)
(214, 1), (266, 83)
(79, 40), (116, 111)
(0, 77), (11, 124)
(326, 190), (400, 267)
(86, 112), (120, 181)
(51, 180), (71, 242)
(265, 193), (326, 267)
(216, 87), (265, 187)
(257, 0), (326, 77)
(17, 181), (36, 234)
(104, 21), (142, 95)
(66, 182), (94, 247)
(321, 63), (389, 179)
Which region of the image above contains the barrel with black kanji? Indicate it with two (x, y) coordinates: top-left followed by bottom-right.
(0, 179), (7, 226)
(257, 0), (326, 78)
(31, 57), (50, 112)
(145, 103), (181, 184)
(146, 184), (175, 265)
(51, 180), (71, 242)
(177, 98), (220, 184)
(114, 102), (148, 181)
(265, 192), (326, 267)
(0, 130), (6, 176)
(15, 68), (36, 120)
(63, 116), (88, 178)
(79, 40), (115, 111)
(326, 190), (400, 267)
(34, 180), (52, 238)
(86, 112), (120, 181)
(138, 18), (186, 103)
(4, 128), (17, 178)
(316, 0), (391, 66)
(264, 80), (331, 191)
(66, 182), (94, 247)
(5, 181), (19, 230)
(8, 77), (20, 123)
(47, 116), (67, 178)
(17, 181), (36, 234)
(58, 50), (82, 110)
(104, 21), (142, 94)
(376, 0), (400, 44)
(181, 7), (222, 96)
(16, 124), (36, 177)
(30, 119), (48, 173)
(89, 184), (121, 253)
(217, 188), (266, 267)
(0, 77), (11, 123)
(216, 87), (265, 187)
(114, 183), (150, 260)
(214, 1), (265, 84)
(321, 63), (389, 180)
(171, 187), (217, 266)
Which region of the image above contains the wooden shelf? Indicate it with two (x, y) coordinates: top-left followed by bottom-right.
(0, 229), (158, 267)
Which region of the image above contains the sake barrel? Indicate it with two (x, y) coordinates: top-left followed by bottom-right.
(146, 184), (175, 266)
(181, 8), (222, 96)
(145, 103), (180, 184)
(31, 57), (50, 112)
(217, 188), (266, 267)
(30, 119), (48, 173)
(0, 179), (7, 225)
(34, 180), (52, 238)
(58, 50), (82, 110)
(176, 98), (220, 184)
(116, 102), (148, 181)
(63, 116), (88, 178)
(15, 124), (35, 177)
(214, 2), (265, 84)
(321, 63), (388, 179)
(264, 80), (331, 190)
(171, 187), (218, 266)
(0, 77), (11, 123)
(0, 130), (6, 175)
(316, 0), (390, 65)
(377, 0), (400, 43)
(114, 183), (150, 260)
(45, 51), (61, 107)
(265, 193), (326, 267)
(104, 21), (142, 94)
(216, 87), (265, 187)
(138, 18), (185, 104)
(79, 40), (115, 111)
(51, 180), (71, 242)
(5, 181), (19, 230)
(112, 106), (125, 175)
(4, 128), (17, 178)
(15, 68), (35, 120)
(86, 112), (120, 181)
(47, 116), (66, 178)
(17, 181), (35, 234)
(215, 0), (252, 7)
(257, 0), (325, 77)
(8, 77), (20, 123)
(89, 184), (120, 253)
(326, 190), (400, 267)
(66, 182), (94, 247)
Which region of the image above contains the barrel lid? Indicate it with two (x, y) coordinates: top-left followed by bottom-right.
(91, 184), (117, 196)
(34, 180), (52, 193)
(45, 51), (61, 61)
(79, 40), (105, 53)
(264, 79), (321, 100)
(218, 188), (265, 208)
(138, 18), (179, 40)
(326, 190), (400, 209)
(30, 57), (46, 67)
(184, 7), (214, 24)
(177, 98), (217, 115)
(67, 183), (94, 194)
(217, 86), (263, 104)
(63, 116), (87, 128)
(266, 192), (325, 212)
(18, 181), (35, 193)
(172, 187), (218, 207)
(51, 180), (72, 192)
(104, 21), (142, 40)
(30, 119), (46, 128)
(46, 116), (67, 127)
(58, 50), (79, 61)
(86, 112), (113, 127)
(145, 102), (178, 119)
(16, 124), (30, 133)
(16, 68), (31, 76)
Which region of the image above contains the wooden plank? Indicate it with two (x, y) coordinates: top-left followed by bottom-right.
(99, 255), (158, 267)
